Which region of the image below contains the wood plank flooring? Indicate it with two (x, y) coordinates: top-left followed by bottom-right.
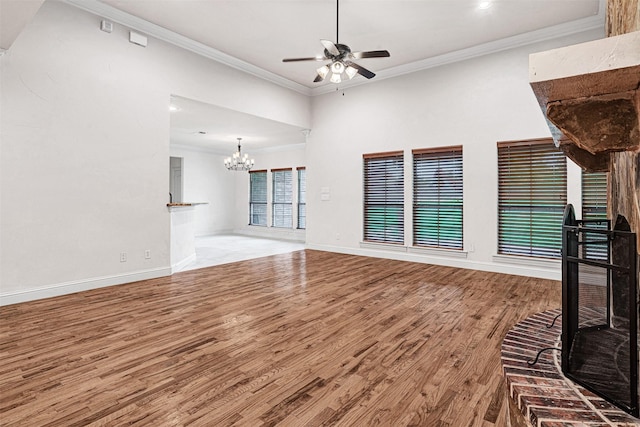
(0, 250), (562, 426)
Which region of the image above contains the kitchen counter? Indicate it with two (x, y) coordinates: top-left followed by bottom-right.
(168, 203), (207, 272)
(167, 202), (208, 208)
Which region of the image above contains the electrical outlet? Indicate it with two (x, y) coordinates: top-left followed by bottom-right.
(120, 252), (127, 262)
(145, 250), (151, 259)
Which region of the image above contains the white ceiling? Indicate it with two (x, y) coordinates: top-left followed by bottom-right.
(59, 0), (604, 152)
(0, 0), (45, 51)
(87, 0), (603, 93)
(169, 95), (308, 153)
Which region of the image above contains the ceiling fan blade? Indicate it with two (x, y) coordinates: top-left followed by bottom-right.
(348, 62), (376, 79)
(313, 73), (326, 83)
(320, 39), (340, 56)
(351, 50), (391, 59)
(283, 56), (326, 62)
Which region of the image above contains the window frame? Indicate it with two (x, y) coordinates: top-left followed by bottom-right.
(412, 146), (464, 250)
(297, 167), (306, 230)
(363, 151), (405, 245)
(497, 139), (567, 259)
(272, 168), (293, 229)
(249, 169), (268, 226)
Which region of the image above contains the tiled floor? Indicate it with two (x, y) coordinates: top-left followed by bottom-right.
(178, 234), (305, 272)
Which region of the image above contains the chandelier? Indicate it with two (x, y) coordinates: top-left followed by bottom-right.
(224, 138), (254, 171)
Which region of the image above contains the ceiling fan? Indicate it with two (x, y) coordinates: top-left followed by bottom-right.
(282, 0), (390, 84)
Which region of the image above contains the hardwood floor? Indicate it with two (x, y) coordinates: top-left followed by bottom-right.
(0, 250), (562, 426)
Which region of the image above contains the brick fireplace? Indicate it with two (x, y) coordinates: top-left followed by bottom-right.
(507, 3), (640, 425)
(501, 310), (640, 426)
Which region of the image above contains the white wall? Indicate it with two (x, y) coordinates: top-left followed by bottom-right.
(0, 0), (601, 305)
(233, 144), (307, 242)
(169, 146), (238, 236)
(0, 1), (310, 304)
(306, 29), (602, 280)
(169, 143), (307, 240)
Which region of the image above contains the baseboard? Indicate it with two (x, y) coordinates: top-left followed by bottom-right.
(233, 226), (306, 243)
(171, 253), (197, 273)
(0, 267), (172, 306)
(305, 243), (561, 281)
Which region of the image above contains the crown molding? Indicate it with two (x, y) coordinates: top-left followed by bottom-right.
(61, 0), (312, 96)
(310, 5), (605, 96)
(63, 0), (604, 98)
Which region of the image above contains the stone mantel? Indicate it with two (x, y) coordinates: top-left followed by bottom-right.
(529, 30), (640, 172)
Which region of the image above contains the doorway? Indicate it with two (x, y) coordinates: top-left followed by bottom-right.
(170, 156), (183, 203)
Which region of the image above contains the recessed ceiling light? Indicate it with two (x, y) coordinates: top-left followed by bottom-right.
(478, 1), (492, 9)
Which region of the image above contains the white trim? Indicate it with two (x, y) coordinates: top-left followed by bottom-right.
(359, 241), (407, 252)
(171, 253), (197, 273)
(308, 243), (560, 280)
(407, 245), (468, 259)
(62, 0), (604, 97)
(492, 253), (561, 270)
(310, 15), (605, 96)
(0, 267), (171, 306)
(234, 226), (306, 243)
(359, 242), (470, 258)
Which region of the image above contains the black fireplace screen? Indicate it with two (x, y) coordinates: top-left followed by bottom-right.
(562, 204), (638, 417)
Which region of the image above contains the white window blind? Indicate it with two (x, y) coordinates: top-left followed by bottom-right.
(363, 151), (404, 244)
(297, 167), (306, 229)
(272, 168), (293, 228)
(498, 139), (567, 258)
(249, 170), (267, 226)
(413, 146), (463, 250)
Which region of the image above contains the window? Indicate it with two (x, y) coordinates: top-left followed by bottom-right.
(272, 168), (293, 228)
(582, 171), (608, 260)
(297, 167), (306, 229)
(497, 139), (567, 258)
(582, 171), (607, 222)
(363, 151), (404, 244)
(249, 170), (267, 226)
(413, 146), (463, 250)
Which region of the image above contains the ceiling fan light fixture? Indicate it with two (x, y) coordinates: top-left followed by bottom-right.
(345, 65), (358, 79)
(330, 73), (342, 84)
(317, 65), (330, 79)
(331, 61), (345, 74)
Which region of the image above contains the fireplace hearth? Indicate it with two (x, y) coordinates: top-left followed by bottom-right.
(562, 203), (638, 417)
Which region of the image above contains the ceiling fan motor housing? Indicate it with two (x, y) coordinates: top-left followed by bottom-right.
(325, 43), (352, 61)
